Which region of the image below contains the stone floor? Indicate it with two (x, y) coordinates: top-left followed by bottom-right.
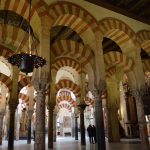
(0, 137), (149, 150)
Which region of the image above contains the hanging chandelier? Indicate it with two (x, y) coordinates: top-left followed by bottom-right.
(7, 0), (46, 74)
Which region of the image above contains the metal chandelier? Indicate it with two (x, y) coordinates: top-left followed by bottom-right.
(7, 0), (46, 74)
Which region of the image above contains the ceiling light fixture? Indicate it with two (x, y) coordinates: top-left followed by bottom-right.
(7, 0), (46, 74)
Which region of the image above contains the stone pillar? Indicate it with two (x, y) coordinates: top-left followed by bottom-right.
(48, 104), (55, 148)
(15, 112), (20, 141)
(131, 88), (149, 149)
(34, 88), (46, 150)
(32, 15), (51, 150)
(75, 113), (78, 140)
(78, 103), (87, 145)
(8, 104), (17, 150)
(92, 89), (106, 150)
(103, 107), (109, 138)
(48, 81), (56, 149)
(32, 72), (48, 150)
(8, 66), (19, 150)
(124, 91), (131, 121)
(53, 112), (57, 142)
(0, 113), (4, 145)
(4, 106), (9, 140)
(27, 110), (33, 144)
(71, 113), (75, 137)
(107, 107), (120, 142)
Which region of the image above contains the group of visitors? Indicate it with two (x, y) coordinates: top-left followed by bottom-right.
(87, 124), (96, 144)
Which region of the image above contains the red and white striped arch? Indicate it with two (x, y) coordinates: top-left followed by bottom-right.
(85, 97), (94, 106)
(0, 45), (13, 78)
(19, 93), (35, 107)
(0, 25), (36, 53)
(57, 103), (72, 112)
(0, 45), (13, 58)
(0, 73), (12, 91)
(57, 96), (76, 106)
(1, 0), (41, 36)
(51, 40), (94, 66)
(19, 93), (28, 103)
(52, 57), (81, 74)
(104, 52), (134, 73)
(18, 76), (32, 89)
(137, 30), (150, 55)
(48, 2), (99, 33)
(99, 18), (137, 51)
(56, 79), (80, 98)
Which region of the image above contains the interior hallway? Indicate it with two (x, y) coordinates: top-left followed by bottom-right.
(0, 137), (148, 150)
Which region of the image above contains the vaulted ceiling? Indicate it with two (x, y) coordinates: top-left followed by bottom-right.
(86, 0), (150, 25)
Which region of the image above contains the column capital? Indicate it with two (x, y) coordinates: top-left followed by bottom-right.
(77, 103), (87, 111)
(92, 80), (106, 98)
(32, 71), (49, 92)
(130, 85), (148, 98)
(47, 104), (55, 111)
(91, 89), (100, 101)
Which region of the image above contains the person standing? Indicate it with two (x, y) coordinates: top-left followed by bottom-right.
(87, 125), (94, 144)
(92, 125), (97, 143)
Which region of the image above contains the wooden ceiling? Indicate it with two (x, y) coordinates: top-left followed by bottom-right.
(86, 0), (150, 25)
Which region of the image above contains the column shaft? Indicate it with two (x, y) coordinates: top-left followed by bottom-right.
(78, 104), (86, 145)
(27, 110), (33, 144)
(95, 99), (106, 150)
(108, 108), (120, 142)
(27, 119), (31, 144)
(0, 114), (4, 145)
(48, 108), (54, 148)
(8, 110), (15, 150)
(75, 115), (78, 140)
(53, 113), (57, 142)
(71, 113), (75, 137)
(135, 94), (149, 149)
(34, 91), (45, 150)
(105, 108), (112, 142)
(80, 109), (86, 145)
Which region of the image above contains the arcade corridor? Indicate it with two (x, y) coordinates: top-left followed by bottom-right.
(0, 0), (150, 150)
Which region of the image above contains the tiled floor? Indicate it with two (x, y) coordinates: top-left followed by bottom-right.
(0, 137), (149, 150)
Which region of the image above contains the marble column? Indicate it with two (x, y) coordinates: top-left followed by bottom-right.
(32, 72), (48, 150)
(27, 110), (33, 144)
(103, 107), (110, 140)
(0, 113), (4, 145)
(92, 89), (106, 150)
(78, 103), (87, 145)
(8, 104), (17, 150)
(53, 112), (57, 142)
(75, 114), (78, 140)
(48, 105), (55, 148)
(71, 113), (75, 137)
(35, 89), (46, 150)
(15, 113), (20, 141)
(108, 107), (120, 142)
(131, 88), (149, 149)
(34, 89), (46, 150)
(8, 66), (19, 150)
